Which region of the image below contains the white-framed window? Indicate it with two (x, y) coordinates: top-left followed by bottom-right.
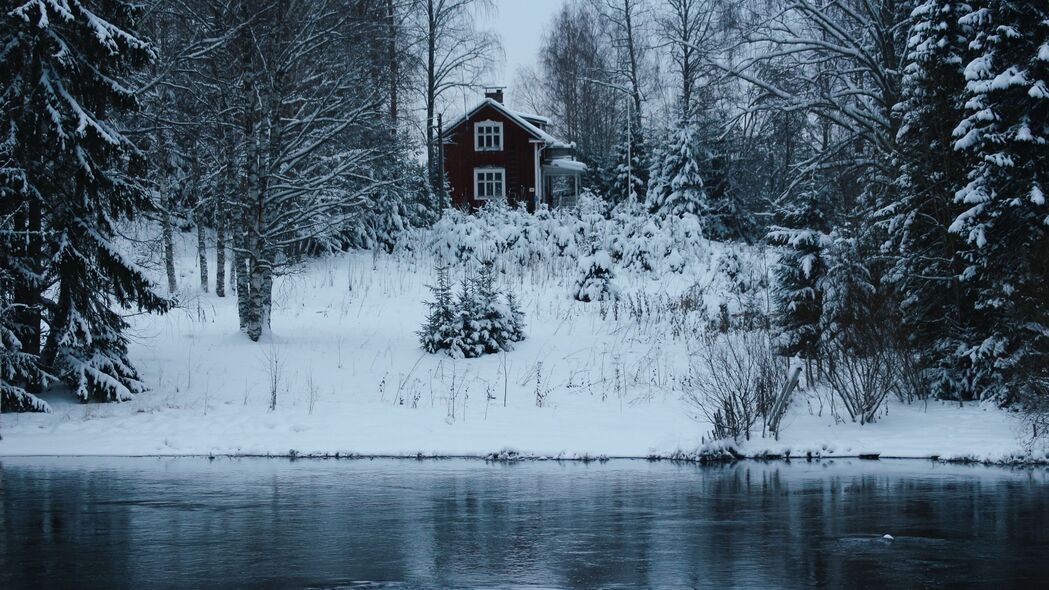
(474, 121), (503, 151)
(474, 168), (506, 200)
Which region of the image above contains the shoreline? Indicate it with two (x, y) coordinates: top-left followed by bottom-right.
(2, 450), (1047, 466)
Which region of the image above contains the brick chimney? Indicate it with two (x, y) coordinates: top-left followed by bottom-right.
(484, 86), (505, 104)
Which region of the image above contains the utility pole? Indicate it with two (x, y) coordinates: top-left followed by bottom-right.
(436, 114), (446, 208)
(581, 75), (637, 205)
(625, 95), (632, 204)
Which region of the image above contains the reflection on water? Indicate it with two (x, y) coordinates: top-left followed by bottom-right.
(1, 458), (1047, 589)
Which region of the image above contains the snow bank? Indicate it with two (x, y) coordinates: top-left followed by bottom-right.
(0, 231), (1044, 464)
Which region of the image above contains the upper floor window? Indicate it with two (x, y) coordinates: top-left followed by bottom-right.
(475, 121), (503, 151)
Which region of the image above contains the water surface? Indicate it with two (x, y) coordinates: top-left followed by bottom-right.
(1, 458), (1047, 589)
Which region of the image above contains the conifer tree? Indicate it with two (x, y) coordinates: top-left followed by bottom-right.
(768, 178), (831, 362)
(506, 291), (526, 344)
(462, 257), (521, 355)
(420, 263), (456, 354)
(891, 0), (979, 398)
(2, 0), (170, 402)
(650, 120), (707, 219)
(574, 250), (619, 303)
(951, 0), (1049, 403)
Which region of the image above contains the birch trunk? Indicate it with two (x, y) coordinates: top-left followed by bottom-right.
(197, 215), (208, 293)
(162, 203), (177, 294)
(215, 207), (226, 297)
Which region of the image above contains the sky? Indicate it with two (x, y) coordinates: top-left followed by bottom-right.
(488, 0), (567, 100)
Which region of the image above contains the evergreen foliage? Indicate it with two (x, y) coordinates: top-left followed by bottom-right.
(606, 121), (649, 206)
(419, 259), (525, 358)
(420, 263), (457, 354)
(891, 0), (980, 399)
(768, 178), (831, 359)
(573, 250), (620, 302)
(1, 0), (170, 405)
(0, 273), (52, 412)
(649, 121), (708, 218)
(950, 0), (1049, 403)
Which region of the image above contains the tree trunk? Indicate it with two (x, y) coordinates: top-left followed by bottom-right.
(245, 251), (265, 341)
(197, 213), (209, 292)
(215, 207), (226, 297)
(387, 0), (398, 126)
(260, 254), (274, 334)
(425, 0), (437, 196)
(162, 204), (177, 294)
(235, 240), (252, 330)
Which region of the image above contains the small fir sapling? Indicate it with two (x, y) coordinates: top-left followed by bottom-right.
(573, 250), (620, 302)
(420, 258), (525, 358)
(506, 292), (526, 344)
(419, 263), (458, 354)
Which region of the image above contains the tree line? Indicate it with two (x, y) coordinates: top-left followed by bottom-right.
(1, 0), (1046, 415)
(517, 0), (1045, 408)
(1, 0), (496, 412)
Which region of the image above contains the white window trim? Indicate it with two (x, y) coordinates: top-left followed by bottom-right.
(474, 167), (506, 201)
(474, 120), (504, 151)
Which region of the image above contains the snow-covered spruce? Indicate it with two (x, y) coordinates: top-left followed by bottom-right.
(419, 258), (525, 358)
(888, 0), (979, 400)
(648, 120), (707, 219)
(573, 250), (619, 303)
(767, 175), (831, 363)
(1, 0), (170, 404)
(948, 1), (1049, 404)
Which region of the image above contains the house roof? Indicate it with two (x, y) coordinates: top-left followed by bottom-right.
(516, 112), (552, 126)
(442, 98), (574, 149)
(543, 157), (588, 174)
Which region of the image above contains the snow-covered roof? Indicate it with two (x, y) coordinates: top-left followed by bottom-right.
(516, 112), (552, 126)
(543, 157), (588, 175)
(443, 98), (573, 149)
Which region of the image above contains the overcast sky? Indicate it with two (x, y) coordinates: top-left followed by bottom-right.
(489, 0), (567, 98)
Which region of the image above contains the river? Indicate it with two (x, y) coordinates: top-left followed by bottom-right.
(1, 458), (1047, 589)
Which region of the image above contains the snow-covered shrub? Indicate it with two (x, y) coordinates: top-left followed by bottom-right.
(419, 258), (525, 358)
(714, 248), (771, 331)
(573, 250), (619, 303)
(426, 194), (706, 278)
(609, 203), (660, 272)
(684, 330), (787, 442)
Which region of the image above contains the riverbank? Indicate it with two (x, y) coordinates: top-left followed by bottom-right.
(1, 380), (1042, 464)
(2, 241), (1045, 465)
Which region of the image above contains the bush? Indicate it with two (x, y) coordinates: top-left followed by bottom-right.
(426, 198), (705, 277)
(824, 339), (899, 424)
(573, 250), (619, 302)
(684, 330), (788, 442)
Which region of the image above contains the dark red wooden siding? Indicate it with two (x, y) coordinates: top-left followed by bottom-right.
(443, 104), (537, 210)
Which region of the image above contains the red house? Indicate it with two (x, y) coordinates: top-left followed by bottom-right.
(441, 88), (587, 211)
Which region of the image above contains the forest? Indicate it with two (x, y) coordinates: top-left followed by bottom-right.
(0, 0), (1046, 454)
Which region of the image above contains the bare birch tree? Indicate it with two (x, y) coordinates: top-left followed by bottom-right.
(410, 0), (499, 197)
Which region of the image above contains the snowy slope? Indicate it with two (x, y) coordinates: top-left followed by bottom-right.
(0, 234), (1043, 463)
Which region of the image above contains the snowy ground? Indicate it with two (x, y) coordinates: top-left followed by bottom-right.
(0, 233), (1045, 463)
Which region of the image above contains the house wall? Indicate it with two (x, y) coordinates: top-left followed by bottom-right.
(443, 104), (538, 210)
